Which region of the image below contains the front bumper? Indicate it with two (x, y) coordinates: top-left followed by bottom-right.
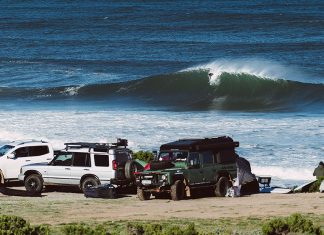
(135, 173), (169, 188)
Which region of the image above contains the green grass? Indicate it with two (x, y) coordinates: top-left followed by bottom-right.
(0, 214), (323, 235)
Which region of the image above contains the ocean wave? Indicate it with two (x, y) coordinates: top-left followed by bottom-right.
(1, 63), (324, 111)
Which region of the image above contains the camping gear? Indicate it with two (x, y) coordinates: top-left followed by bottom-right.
(84, 184), (116, 199)
(258, 176), (271, 188)
(236, 157), (259, 195)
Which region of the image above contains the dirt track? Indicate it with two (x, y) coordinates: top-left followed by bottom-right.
(0, 185), (323, 225)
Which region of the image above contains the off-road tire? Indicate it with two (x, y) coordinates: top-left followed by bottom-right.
(137, 187), (151, 200)
(125, 160), (138, 180)
(25, 174), (43, 194)
(170, 180), (185, 201)
(215, 176), (229, 197)
(81, 177), (100, 192)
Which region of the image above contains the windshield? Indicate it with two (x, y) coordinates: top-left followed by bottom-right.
(0, 145), (14, 157)
(158, 151), (188, 162)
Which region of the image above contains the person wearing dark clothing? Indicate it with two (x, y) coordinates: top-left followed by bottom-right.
(313, 161), (324, 179)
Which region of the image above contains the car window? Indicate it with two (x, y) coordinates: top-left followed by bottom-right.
(14, 147), (29, 158)
(159, 151), (188, 161)
(201, 151), (214, 165)
(215, 150), (236, 164)
(0, 145), (14, 156)
(73, 153), (90, 167)
(53, 153), (73, 166)
(29, 146), (49, 156)
(94, 155), (109, 167)
(188, 152), (200, 166)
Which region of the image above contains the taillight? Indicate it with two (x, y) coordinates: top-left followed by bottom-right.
(144, 163), (151, 170)
(112, 160), (117, 170)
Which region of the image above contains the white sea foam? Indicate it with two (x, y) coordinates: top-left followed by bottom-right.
(60, 86), (81, 96)
(0, 110), (322, 184)
(0, 130), (32, 143)
(252, 165), (314, 181)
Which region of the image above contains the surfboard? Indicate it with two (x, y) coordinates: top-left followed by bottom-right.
(259, 187), (292, 194)
(293, 180), (317, 192)
(270, 188), (292, 194)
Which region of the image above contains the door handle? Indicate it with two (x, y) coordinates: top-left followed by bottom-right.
(83, 169), (90, 171)
(65, 168), (71, 170)
(46, 158), (52, 160)
(25, 160), (31, 162)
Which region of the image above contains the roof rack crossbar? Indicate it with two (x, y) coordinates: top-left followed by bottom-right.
(64, 138), (128, 151)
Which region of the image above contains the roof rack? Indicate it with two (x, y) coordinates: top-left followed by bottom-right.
(64, 138), (128, 151)
(15, 139), (48, 145)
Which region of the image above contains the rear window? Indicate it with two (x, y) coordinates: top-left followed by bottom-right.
(73, 153), (91, 167)
(201, 151), (214, 164)
(29, 146), (49, 156)
(94, 155), (109, 167)
(215, 149), (236, 164)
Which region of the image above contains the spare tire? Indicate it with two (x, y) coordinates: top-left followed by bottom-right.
(125, 160), (138, 180)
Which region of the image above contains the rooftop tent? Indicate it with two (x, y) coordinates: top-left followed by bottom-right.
(160, 136), (239, 151)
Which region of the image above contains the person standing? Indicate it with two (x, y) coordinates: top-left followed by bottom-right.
(313, 161), (324, 179)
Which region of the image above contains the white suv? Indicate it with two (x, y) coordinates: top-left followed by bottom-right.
(18, 139), (142, 194)
(0, 140), (54, 184)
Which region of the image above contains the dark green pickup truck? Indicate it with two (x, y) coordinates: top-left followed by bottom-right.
(135, 136), (238, 201)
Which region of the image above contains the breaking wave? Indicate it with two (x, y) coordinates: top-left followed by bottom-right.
(1, 60), (324, 111)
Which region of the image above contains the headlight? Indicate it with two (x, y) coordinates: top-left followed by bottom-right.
(161, 175), (167, 180)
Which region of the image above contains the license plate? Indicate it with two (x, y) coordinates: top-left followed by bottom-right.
(141, 179), (152, 185)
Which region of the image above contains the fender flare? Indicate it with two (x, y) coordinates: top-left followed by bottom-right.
(173, 173), (185, 183)
(215, 171), (231, 182)
(80, 174), (100, 188)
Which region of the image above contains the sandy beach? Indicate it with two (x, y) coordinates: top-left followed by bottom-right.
(0, 186), (323, 225)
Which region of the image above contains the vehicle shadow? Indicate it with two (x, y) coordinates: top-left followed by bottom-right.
(0, 187), (43, 197)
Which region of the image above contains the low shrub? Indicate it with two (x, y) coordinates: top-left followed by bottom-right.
(262, 213), (322, 235)
(61, 223), (112, 235)
(132, 151), (154, 162)
(127, 222), (198, 235)
(0, 215), (49, 235)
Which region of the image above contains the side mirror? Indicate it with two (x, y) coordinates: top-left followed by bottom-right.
(7, 153), (15, 159)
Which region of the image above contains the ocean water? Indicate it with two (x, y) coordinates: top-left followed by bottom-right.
(1, 1), (324, 186)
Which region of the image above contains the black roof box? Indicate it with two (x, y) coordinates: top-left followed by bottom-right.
(160, 136), (239, 151)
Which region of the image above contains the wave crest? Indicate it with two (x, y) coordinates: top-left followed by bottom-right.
(1, 62), (324, 111)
